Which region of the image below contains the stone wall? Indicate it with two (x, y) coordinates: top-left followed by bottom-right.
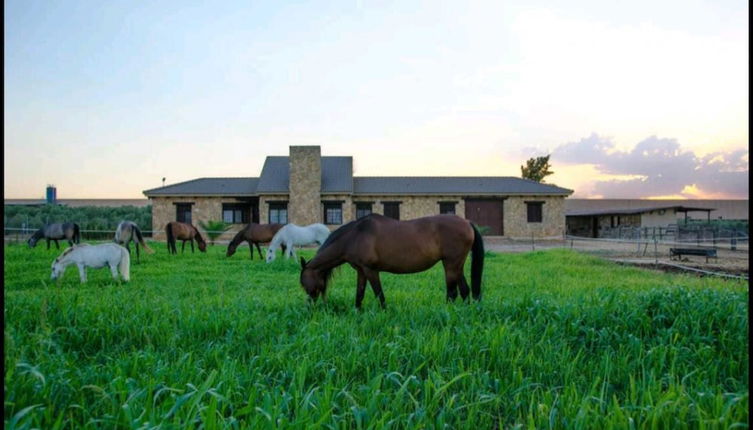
(502, 196), (566, 239)
(641, 209), (680, 227)
(150, 196), (250, 241)
(289, 146), (321, 225)
(350, 195), (466, 220)
(151, 193), (567, 240)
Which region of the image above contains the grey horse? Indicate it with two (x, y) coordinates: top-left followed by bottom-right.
(27, 222), (81, 249)
(114, 221), (154, 263)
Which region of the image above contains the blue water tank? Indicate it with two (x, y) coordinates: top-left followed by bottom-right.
(46, 185), (57, 204)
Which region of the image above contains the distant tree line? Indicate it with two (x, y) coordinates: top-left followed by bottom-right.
(4, 205), (152, 232)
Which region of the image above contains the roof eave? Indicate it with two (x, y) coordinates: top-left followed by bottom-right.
(352, 191), (572, 196)
(145, 193), (258, 197)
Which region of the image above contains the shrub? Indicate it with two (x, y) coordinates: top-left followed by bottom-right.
(199, 220), (231, 245)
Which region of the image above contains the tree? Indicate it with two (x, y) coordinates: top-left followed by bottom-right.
(521, 155), (554, 183)
(199, 220), (231, 245)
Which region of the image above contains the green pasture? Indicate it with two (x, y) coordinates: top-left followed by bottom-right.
(3, 242), (749, 429)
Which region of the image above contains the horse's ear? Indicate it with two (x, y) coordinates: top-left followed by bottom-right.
(300, 257), (307, 269)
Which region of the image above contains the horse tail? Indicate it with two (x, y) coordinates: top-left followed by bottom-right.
(119, 246), (131, 282)
(134, 225), (154, 254)
(470, 223), (484, 300)
(73, 224), (81, 244)
(166, 223), (175, 253)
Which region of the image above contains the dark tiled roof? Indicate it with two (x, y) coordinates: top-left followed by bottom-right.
(566, 205), (715, 217)
(143, 178), (259, 196)
(141, 164), (572, 197)
(255, 157), (288, 193)
(323, 157), (354, 193)
(352, 177), (572, 195)
(256, 156), (353, 193)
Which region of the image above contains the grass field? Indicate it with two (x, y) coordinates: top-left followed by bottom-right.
(3, 242), (749, 429)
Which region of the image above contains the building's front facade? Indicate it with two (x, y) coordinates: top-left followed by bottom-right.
(143, 146), (573, 241)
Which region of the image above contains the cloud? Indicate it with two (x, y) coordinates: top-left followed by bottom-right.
(552, 134), (748, 198)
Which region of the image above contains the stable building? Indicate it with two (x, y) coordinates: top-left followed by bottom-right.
(566, 205), (716, 238)
(143, 146), (573, 240)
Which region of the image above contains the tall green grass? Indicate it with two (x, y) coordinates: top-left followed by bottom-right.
(4, 243), (748, 429)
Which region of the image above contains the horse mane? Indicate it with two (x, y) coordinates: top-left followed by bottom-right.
(318, 217), (367, 253)
(229, 226), (247, 246)
(313, 218), (374, 292)
(55, 245), (80, 261)
(320, 266), (338, 293)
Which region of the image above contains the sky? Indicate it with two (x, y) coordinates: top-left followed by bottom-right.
(4, 0), (749, 199)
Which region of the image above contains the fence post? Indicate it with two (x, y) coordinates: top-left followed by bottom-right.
(531, 233), (535, 251)
(731, 237), (737, 251)
(654, 237), (658, 264)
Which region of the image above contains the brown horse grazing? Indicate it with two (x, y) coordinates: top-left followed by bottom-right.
(165, 221), (207, 254)
(28, 222), (80, 249)
(299, 214), (484, 309)
(226, 223), (285, 259)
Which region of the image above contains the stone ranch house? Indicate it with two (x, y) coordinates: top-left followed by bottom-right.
(143, 146), (573, 241)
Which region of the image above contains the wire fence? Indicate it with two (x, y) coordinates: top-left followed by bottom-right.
(595, 224), (749, 242)
(481, 233), (749, 280)
(6, 227), (749, 280)
(3, 227), (238, 243)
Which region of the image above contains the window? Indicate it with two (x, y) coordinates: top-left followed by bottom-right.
(526, 201), (543, 223)
(222, 203), (251, 224)
(175, 203), (193, 224)
(383, 202), (400, 220)
(268, 202), (288, 224)
(439, 202), (456, 215)
(323, 202), (343, 225)
(355, 202), (373, 219)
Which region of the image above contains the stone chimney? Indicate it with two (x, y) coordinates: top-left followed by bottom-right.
(289, 146), (321, 224)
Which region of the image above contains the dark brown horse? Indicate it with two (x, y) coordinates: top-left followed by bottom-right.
(165, 221), (207, 254)
(299, 214), (484, 309)
(28, 222), (80, 249)
(226, 223), (285, 259)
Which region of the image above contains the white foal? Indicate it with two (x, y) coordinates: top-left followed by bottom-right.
(51, 243), (130, 283)
(266, 223), (330, 263)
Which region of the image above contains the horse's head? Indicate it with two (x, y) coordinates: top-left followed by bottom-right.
(27, 236), (38, 248)
(226, 242), (237, 257)
(50, 259), (64, 280)
(194, 229), (207, 253)
(299, 258), (327, 302)
(265, 247), (276, 264)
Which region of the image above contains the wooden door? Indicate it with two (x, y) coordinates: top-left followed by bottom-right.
(465, 199), (504, 235)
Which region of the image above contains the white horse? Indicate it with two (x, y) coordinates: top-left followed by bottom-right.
(266, 223), (330, 263)
(51, 243), (130, 283)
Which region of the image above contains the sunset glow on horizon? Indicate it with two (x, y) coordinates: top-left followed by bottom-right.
(4, 0), (748, 200)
